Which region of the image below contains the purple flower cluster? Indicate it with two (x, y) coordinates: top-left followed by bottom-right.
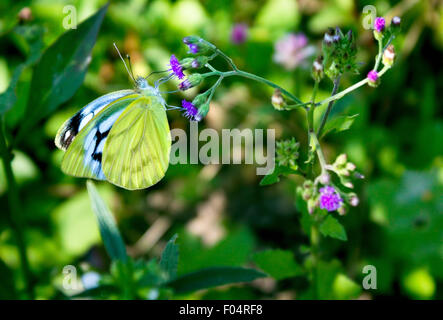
(367, 70), (378, 82)
(181, 100), (199, 121)
(319, 186), (343, 212)
(169, 55), (185, 79)
(374, 17), (385, 32)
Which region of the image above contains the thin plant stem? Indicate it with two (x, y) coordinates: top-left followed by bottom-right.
(0, 118), (33, 299)
(317, 65), (390, 106)
(374, 38), (383, 71)
(209, 48), (304, 104)
(317, 76), (341, 137)
(307, 81), (319, 133)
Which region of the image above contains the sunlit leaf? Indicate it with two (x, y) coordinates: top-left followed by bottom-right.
(320, 114), (359, 138)
(18, 3), (108, 141)
(319, 215), (347, 241)
(86, 180), (127, 262)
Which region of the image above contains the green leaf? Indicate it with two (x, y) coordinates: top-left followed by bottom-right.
(253, 249), (303, 280)
(167, 267), (266, 294)
(259, 165), (298, 186)
(18, 3), (108, 140)
(320, 114), (359, 138)
(319, 215), (347, 241)
(0, 25), (45, 115)
(160, 234), (179, 281)
(86, 180), (128, 262)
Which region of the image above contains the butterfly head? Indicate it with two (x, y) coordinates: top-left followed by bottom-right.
(136, 76), (149, 90)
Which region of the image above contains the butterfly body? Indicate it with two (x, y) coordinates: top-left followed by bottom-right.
(55, 77), (171, 190)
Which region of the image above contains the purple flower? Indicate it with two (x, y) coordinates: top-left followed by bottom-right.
(367, 70), (378, 82)
(169, 55), (185, 80)
(374, 17), (385, 32)
(319, 186), (343, 212)
(231, 23), (248, 45)
(181, 100), (200, 121)
(273, 33), (315, 70)
(179, 79), (192, 91)
(187, 43), (199, 54)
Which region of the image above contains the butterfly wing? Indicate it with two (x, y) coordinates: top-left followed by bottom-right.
(101, 96), (171, 190)
(55, 90), (134, 151)
(60, 93), (141, 180)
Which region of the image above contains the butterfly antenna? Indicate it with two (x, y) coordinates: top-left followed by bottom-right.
(145, 70), (169, 80)
(125, 54), (137, 81)
(113, 42), (136, 83)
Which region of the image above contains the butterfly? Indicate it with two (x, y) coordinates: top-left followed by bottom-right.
(55, 44), (171, 190)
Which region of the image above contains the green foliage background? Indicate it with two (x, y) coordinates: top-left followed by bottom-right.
(0, 0), (442, 299)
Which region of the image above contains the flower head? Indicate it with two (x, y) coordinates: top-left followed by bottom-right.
(231, 23), (248, 45)
(374, 17), (386, 33)
(169, 55), (185, 79)
(188, 43), (199, 54)
(367, 70), (379, 87)
(319, 186), (343, 212)
(179, 73), (203, 91)
(273, 33), (315, 70)
(392, 16), (401, 26)
(181, 100), (200, 121)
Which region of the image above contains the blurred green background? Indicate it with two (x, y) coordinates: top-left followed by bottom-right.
(0, 0), (442, 299)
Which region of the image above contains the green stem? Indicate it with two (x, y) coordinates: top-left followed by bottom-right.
(0, 118), (33, 299)
(310, 221), (320, 298)
(316, 77), (368, 107)
(374, 38), (383, 71)
(208, 75), (224, 101)
(317, 76), (341, 137)
(235, 70), (303, 104)
(209, 48), (303, 104)
(307, 81), (319, 133)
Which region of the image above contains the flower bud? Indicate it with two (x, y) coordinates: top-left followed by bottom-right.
(319, 172), (330, 185)
(192, 92), (208, 106)
(348, 194), (359, 207)
(179, 58), (195, 69)
(179, 73), (203, 91)
(195, 102), (210, 121)
(391, 16), (401, 27)
(303, 180), (313, 189)
(367, 70), (379, 88)
(323, 28), (335, 46)
(307, 198), (317, 214)
(312, 56), (324, 83)
(183, 36), (214, 54)
(337, 205), (347, 216)
(343, 181), (354, 189)
(335, 154), (347, 166)
(191, 56), (209, 69)
(382, 44), (395, 68)
(346, 162), (356, 171)
(302, 189), (312, 200)
(271, 89), (286, 110)
(373, 17), (386, 41)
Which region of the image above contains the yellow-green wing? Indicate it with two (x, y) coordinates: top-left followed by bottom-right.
(61, 94), (140, 180)
(102, 96), (171, 190)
